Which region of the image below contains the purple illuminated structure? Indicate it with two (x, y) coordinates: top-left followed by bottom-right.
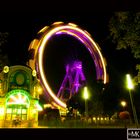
(57, 61), (86, 101)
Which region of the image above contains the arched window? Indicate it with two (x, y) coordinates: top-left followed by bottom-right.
(5, 89), (30, 121)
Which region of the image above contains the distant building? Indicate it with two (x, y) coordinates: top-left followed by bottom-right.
(0, 65), (42, 127)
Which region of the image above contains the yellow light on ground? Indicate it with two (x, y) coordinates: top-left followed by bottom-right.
(126, 74), (134, 90)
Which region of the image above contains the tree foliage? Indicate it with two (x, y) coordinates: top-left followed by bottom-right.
(108, 11), (140, 59)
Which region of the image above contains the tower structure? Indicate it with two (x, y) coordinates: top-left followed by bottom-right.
(57, 61), (86, 102)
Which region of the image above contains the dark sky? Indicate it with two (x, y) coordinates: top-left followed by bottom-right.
(0, 11), (139, 115)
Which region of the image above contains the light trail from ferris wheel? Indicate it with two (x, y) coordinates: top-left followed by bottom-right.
(34, 22), (107, 109)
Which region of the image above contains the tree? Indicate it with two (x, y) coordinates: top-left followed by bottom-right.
(108, 12), (140, 84)
(108, 11), (140, 58)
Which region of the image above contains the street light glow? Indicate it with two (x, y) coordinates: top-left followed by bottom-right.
(83, 86), (89, 119)
(126, 74), (139, 128)
(126, 74), (134, 90)
(83, 87), (89, 100)
(121, 101), (127, 107)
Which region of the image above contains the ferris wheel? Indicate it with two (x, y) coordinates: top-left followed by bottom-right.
(27, 21), (108, 110)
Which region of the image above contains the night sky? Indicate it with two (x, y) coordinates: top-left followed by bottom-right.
(0, 11), (139, 115)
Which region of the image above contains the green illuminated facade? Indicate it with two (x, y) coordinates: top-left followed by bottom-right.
(0, 65), (41, 127)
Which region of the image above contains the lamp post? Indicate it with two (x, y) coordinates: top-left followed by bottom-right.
(120, 100), (127, 127)
(83, 87), (89, 120)
(126, 74), (139, 128)
(121, 101), (127, 110)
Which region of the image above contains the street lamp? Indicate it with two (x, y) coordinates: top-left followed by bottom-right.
(126, 74), (139, 128)
(83, 86), (89, 120)
(121, 100), (127, 109)
(120, 100), (128, 128)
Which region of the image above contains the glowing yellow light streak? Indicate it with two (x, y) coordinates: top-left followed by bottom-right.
(84, 30), (91, 37)
(55, 25), (107, 83)
(52, 21), (64, 25)
(84, 34), (107, 84)
(68, 23), (78, 27)
(38, 26), (49, 34)
(57, 30), (85, 44)
(37, 23), (107, 109)
(83, 87), (89, 99)
(126, 74), (134, 90)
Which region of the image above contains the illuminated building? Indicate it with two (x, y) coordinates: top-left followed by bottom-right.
(0, 65), (42, 127)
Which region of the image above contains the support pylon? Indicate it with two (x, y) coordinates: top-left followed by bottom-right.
(57, 61), (86, 102)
